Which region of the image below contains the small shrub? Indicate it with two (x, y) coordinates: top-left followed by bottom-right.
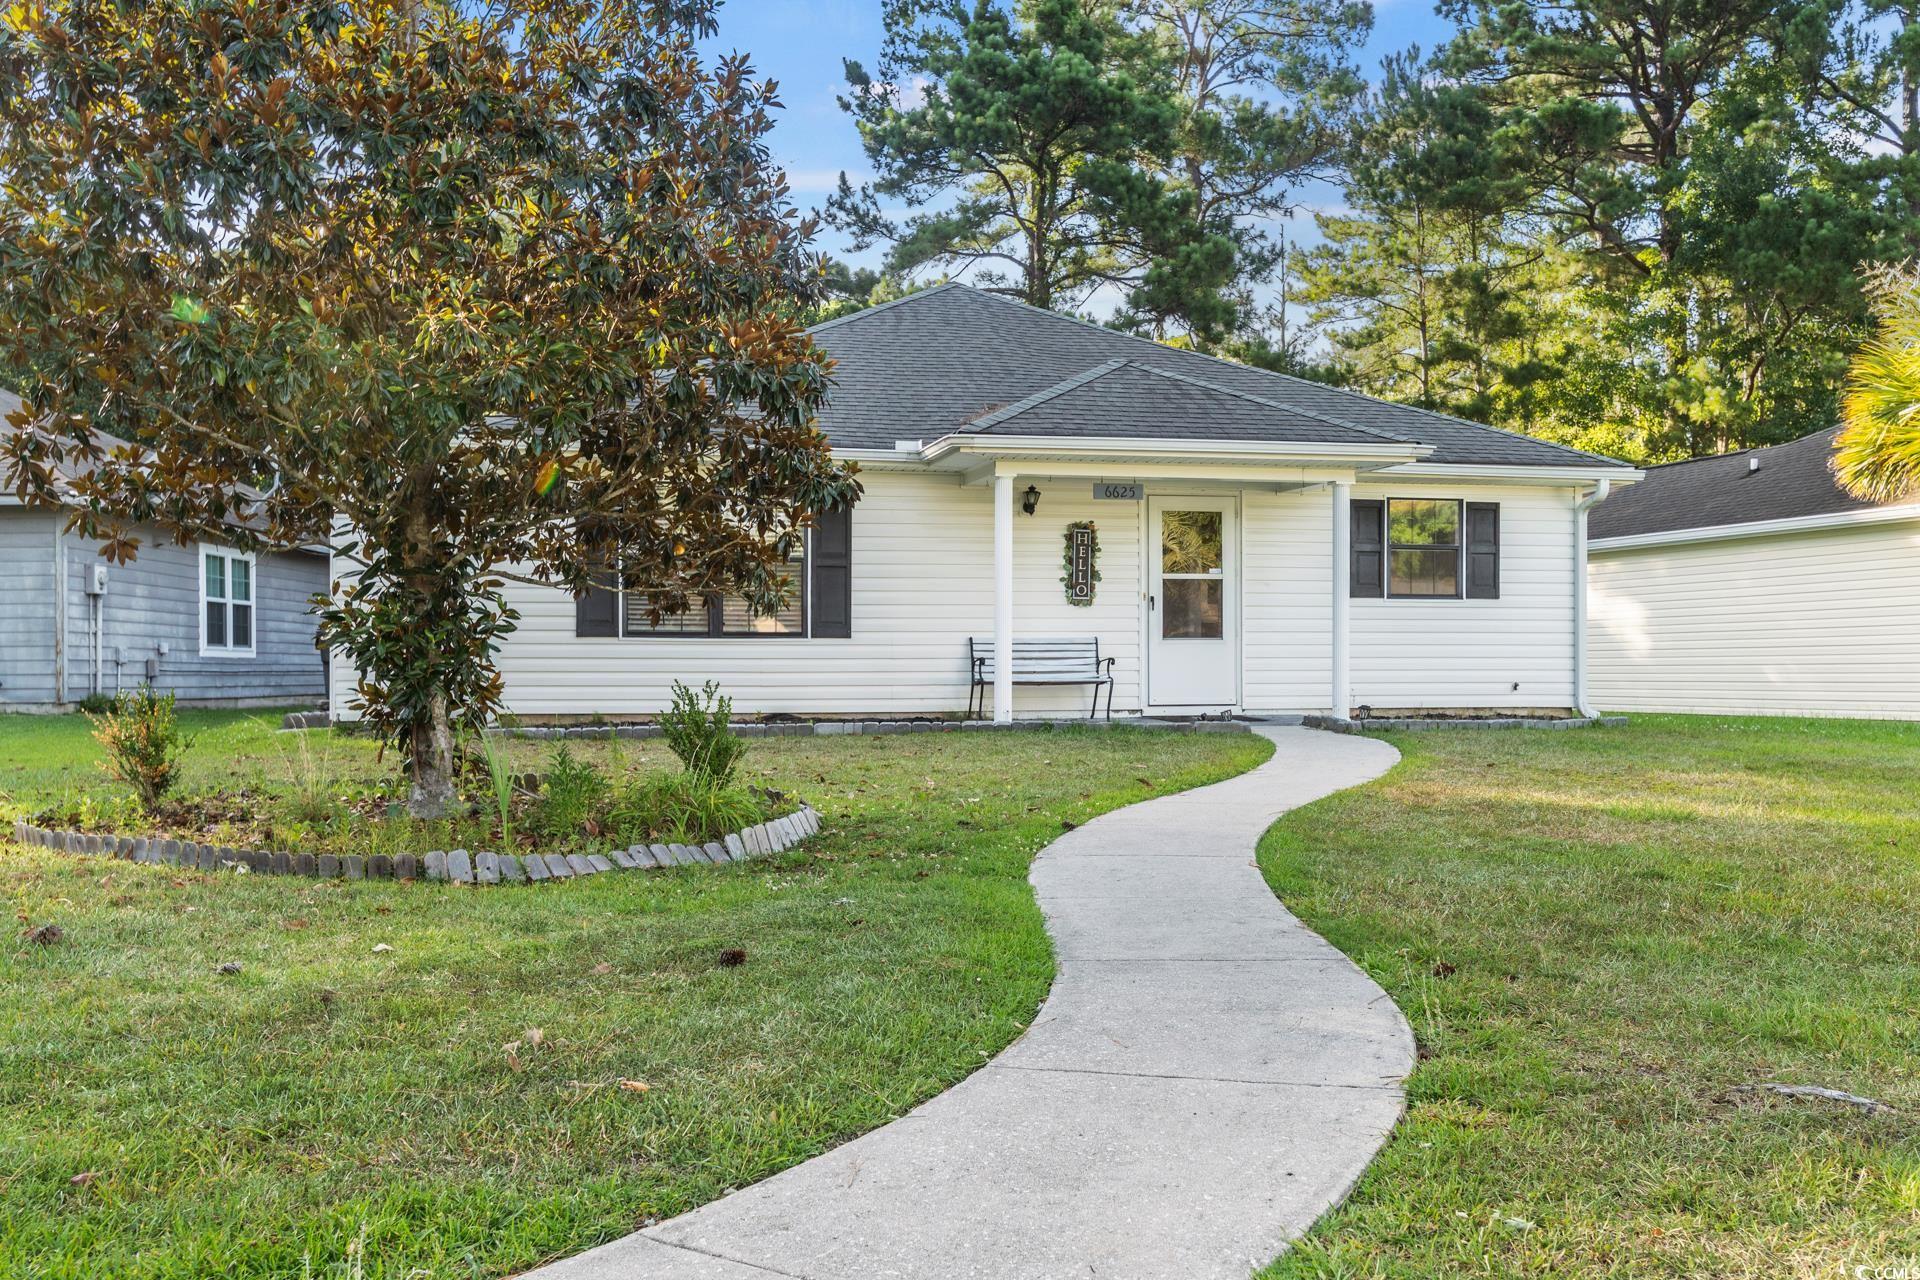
(606, 771), (765, 846)
(658, 680), (746, 787)
(76, 691), (115, 715)
(87, 687), (193, 813)
(533, 744), (611, 840)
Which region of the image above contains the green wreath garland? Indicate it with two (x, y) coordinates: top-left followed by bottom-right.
(1061, 520), (1101, 606)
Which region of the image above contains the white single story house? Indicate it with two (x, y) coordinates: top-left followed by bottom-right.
(328, 284), (1640, 723)
(1589, 427), (1920, 719)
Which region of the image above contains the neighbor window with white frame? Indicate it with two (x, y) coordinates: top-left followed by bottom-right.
(201, 545), (256, 655)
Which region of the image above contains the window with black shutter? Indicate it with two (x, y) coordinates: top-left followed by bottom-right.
(575, 512), (848, 639)
(1387, 498), (1462, 598)
(1350, 500), (1384, 598)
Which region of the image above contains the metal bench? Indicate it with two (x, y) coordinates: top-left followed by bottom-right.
(968, 636), (1116, 720)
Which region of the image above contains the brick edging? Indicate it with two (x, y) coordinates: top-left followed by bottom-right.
(7, 805), (822, 886)
(1303, 714), (1628, 733)
(489, 718), (1250, 740)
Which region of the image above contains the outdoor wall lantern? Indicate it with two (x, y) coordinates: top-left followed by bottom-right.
(1022, 484), (1041, 516)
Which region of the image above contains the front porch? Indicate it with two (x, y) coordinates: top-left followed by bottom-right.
(904, 429), (1426, 724)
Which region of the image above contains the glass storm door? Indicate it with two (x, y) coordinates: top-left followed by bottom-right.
(1148, 497), (1237, 708)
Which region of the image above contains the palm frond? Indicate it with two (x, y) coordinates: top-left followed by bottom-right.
(1834, 262), (1920, 503)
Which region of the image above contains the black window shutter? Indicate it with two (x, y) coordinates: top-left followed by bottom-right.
(1350, 500), (1384, 598)
(809, 505), (853, 638)
(1465, 502), (1500, 599)
(574, 569), (620, 637)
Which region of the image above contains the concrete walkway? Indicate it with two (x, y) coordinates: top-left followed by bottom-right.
(529, 727), (1409, 1280)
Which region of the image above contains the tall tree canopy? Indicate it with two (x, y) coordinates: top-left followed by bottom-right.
(1299, 0), (1904, 460)
(1113, 0), (1371, 339)
(832, 0), (1372, 345)
(0, 0), (858, 814)
(830, 0), (1185, 315)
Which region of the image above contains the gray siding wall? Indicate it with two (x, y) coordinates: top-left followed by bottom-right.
(0, 514), (326, 710)
(0, 507), (58, 707)
(51, 523), (327, 706)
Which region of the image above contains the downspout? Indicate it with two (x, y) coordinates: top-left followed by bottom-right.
(92, 588), (103, 698)
(51, 519), (67, 706)
(1572, 479), (1612, 719)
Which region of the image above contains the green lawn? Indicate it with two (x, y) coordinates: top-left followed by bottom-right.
(1258, 714), (1920, 1280)
(0, 710), (1271, 1280)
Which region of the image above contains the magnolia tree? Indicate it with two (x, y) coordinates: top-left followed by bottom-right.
(0, 0), (858, 815)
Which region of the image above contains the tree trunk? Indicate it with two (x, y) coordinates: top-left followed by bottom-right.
(407, 691), (459, 819)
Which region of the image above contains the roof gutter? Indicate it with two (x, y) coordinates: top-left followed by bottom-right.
(1572, 479), (1612, 719)
(1590, 501), (1920, 552)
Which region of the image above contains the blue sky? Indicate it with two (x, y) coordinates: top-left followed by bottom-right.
(705, 0), (1461, 277)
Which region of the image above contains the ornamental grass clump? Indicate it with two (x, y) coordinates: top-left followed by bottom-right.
(86, 687), (193, 813)
(659, 680), (746, 787)
(532, 744), (612, 842)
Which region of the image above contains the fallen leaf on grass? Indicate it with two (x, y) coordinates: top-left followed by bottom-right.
(592, 962), (613, 975)
(1431, 960), (1457, 978)
(371, 943), (393, 954)
(618, 1079), (651, 1093)
(283, 918), (310, 930)
(504, 1044), (525, 1073)
(23, 923), (63, 946)
(523, 1027), (545, 1047)
(716, 948), (747, 968)
(213, 961), (242, 975)
(70, 1171), (99, 1187)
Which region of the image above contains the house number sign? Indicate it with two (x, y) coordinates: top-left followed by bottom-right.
(1093, 481), (1142, 501)
(1063, 521), (1099, 606)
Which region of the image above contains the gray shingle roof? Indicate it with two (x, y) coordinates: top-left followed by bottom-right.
(961, 359), (1408, 447)
(807, 283), (1629, 468)
(1588, 427), (1903, 540)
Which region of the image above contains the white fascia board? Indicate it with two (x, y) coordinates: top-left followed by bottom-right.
(1590, 502), (1920, 553)
(1373, 461), (1644, 486)
(832, 446), (926, 471)
(916, 433), (1429, 468)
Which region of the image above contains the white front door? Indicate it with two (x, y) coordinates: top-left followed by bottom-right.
(1147, 496), (1237, 709)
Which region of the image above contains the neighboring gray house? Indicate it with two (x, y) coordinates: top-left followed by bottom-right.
(0, 388), (328, 711)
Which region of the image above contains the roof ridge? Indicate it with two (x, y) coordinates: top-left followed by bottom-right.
(1638, 426), (1845, 472)
(803, 281), (966, 337)
(1122, 359), (1414, 445)
(944, 284), (1626, 467)
(965, 359), (1129, 433)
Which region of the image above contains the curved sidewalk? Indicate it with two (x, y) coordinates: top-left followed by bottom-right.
(529, 727), (1409, 1280)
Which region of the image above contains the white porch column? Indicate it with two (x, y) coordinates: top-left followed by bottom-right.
(1330, 480), (1351, 720)
(992, 472), (1015, 723)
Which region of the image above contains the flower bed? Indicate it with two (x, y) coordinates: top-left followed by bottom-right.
(26, 681), (820, 885)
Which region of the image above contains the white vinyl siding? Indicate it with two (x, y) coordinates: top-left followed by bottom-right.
(328, 471), (1586, 720)
(1345, 482), (1578, 712)
(333, 471), (1144, 719)
(1589, 518), (1920, 719)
